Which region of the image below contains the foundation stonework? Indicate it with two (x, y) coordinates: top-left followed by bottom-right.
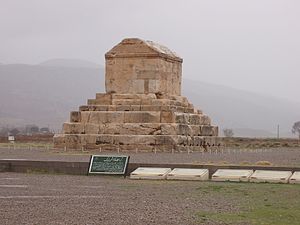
(54, 38), (220, 151)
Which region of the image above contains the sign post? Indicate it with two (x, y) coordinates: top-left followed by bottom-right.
(88, 155), (130, 176)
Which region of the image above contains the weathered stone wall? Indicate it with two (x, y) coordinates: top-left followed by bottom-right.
(105, 39), (182, 95)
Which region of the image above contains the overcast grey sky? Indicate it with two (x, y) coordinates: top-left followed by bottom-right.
(1, 0), (299, 102)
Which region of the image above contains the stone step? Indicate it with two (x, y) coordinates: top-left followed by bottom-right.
(70, 111), (211, 125)
(87, 98), (191, 108)
(79, 105), (195, 113)
(94, 93), (190, 103)
(63, 122), (218, 136)
(54, 134), (221, 150)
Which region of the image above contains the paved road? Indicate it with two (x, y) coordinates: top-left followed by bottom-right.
(1, 147), (300, 166)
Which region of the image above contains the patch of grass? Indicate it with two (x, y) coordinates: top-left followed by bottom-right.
(196, 183), (300, 225)
(197, 206), (300, 225)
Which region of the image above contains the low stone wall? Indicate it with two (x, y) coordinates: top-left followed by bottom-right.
(1, 159), (299, 178)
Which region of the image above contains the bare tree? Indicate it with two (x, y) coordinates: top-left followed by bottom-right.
(223, 128), (234, 137)
(292, 121), (300, 139)
(9, 128), (20, 136)
(0, 127), (9, 136)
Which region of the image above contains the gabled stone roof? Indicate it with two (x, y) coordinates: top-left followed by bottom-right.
(105, 38), (182, 62)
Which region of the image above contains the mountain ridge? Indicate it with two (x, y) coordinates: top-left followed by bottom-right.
(0, 59), (298, 138)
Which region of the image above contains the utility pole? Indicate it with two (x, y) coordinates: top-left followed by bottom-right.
(277, 124), (280, 139)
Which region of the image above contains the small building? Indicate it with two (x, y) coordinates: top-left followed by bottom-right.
(105, 38), (183, 95)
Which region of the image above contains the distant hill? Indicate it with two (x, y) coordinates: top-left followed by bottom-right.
(0, 60), (299, 137)
(183, 79), (299, 138)
(0, 63), (104, 131)
(38, 58), (101, 68)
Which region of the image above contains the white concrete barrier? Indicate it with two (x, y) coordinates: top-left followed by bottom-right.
(212, 169), (254, 182)
(130, 167), (171, 180)
(167, 168), (209, 181)
(250, 170), (292, 184)
(289, 171), (300, 184)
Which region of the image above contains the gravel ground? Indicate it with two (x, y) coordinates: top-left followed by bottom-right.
(0, 172), (239, 225)
(0, 147), (300, 166)
(1, 147), (300, 225)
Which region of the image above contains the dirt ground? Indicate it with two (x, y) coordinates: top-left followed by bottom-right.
(1, 147), (300, 225)
(0, 147), (300, 167)
(0, 172), (299, 225)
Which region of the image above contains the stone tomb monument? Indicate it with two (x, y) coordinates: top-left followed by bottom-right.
(54, 38), (220, 151)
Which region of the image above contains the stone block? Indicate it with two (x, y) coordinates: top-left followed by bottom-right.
(199, 115), (211, 125)
(53, 134), (65, 146)
(212, 126), (218, 136)
(80, 112), (90, 123)
(130, 167), (172, 180)
(148, 79), (159, 93)
(112, 99), (141, 105)
(63, 123), (84, 134)
(167, 168), (209, 181)
(250, 170), (293, 184)
(152, 99), (171, 106)
(79, 105), (109, 111)
(132, 79), (144, 93)
(175, 113), (189, 124)
(95, 135), (113, 145)
(189, 114), (201, 125)
(88, 112), (124, 124)
(84, 123), (99, 134)
(161, 124), (177, 135)
(202, 136), (219, 146)
(87, 99), (97, 105)
(141, 105), (162, 112)
(177, 135), (188, 146)
(130, 105), (141, 111)
(112, 135), (157, 145)
(79, 105), (89, 111)
(184, 107), (194, 113)
(160, 111), (175, 123)
(112, 94), (135, 99)
(212, 169), (254, 182)
(124, 112), (160, 123)
(95, 93), (112, 105)
(112, 93), (156, 100)
(108, 105), (117, 111)
(190, 126), (200, 136)
(175, 106), (184, 113)
(70, 111), (81, 122)
(103, 123), (161, 135)
(177, 124), (192, 135)
(140, 98), (153, 105)
(116, 105), (131, 111)
(160, 105), (171, 111)
(200, 126), (215, 136)
(64, 135), (81, 149)
(154, 135), (179, 146)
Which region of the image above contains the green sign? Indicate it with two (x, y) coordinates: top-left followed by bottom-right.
(88, 155), (129, 175)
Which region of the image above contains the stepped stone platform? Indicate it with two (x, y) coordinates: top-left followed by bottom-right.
(54, 38), (220, 151)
